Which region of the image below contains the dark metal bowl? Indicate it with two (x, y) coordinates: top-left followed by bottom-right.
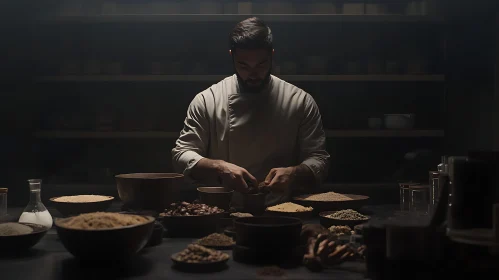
(0, 223), (49, 253)
(50, 196), (114, 217)
(197, 187), (234, 211)
(161, 212), (226, 238)
(116, 173), (183, 212)
(234, 216), (302, 249)
(54, 215), (155, 260)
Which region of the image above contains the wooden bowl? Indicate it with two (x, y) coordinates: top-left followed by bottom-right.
(50, 195), (114, 217)
(0, 223), (49, 253)
(54, 215), (155, 260)
(116, 173), (183, 212)
(319, 211), (370, 229)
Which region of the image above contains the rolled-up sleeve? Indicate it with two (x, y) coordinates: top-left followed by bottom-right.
(298, 94), (330, 186)
(172, 93), (209, 181)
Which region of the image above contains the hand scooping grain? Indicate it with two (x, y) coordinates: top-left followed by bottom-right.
(326, 209), (368, 220)
(266, 202), (313, 212)
(174, 244), (229, 263)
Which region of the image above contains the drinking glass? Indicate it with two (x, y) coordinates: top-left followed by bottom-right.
(410, 185), (430, 214)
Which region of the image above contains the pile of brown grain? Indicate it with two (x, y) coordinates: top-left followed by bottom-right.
(0, 223), (33, 236)
(300, 192), (353, 202)
(60, 212), (149, 230)
(53, 195), (112, 203)
(267, 202), (313, 213)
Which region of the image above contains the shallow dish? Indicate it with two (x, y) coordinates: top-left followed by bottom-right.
(171, 252), (229, 272)
(319, 211), (370, 228)
(293, 193), (369, 212)
(0, 223), (49, 253)
(50, 195), (114, 217)
(54, 215), (155, 260)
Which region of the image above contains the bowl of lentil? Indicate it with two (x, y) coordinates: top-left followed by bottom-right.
(171, 244), (230, 272)
(50, 195), (114, 217)
(54, 212), (155, 260)
(319, 209), (370, 228)
(293, 192), (369, 212)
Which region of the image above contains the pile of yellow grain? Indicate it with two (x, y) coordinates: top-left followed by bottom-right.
(53, 195), (112, 203)
(266, 202), (313, 213)
(60, 212), (149, 230)
(300, 192), (353, 202)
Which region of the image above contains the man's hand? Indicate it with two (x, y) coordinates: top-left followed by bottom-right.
(264, 166), (297, 193)
(215, 161), (258, 193)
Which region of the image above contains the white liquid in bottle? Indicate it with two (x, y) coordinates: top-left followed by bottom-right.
(19, 210), (53, 228)
(19, 179), (53, 228)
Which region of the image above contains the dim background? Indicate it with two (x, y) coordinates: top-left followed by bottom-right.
(0, 0), (497, 206)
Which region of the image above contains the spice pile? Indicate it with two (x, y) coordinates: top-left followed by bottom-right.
(326, 209), (368, 220)
(60, 212), (149, 230)
(0, 223), (33, 236)
(162, 202), (224, 216)
(328, 225), (353, 236)
(230, 212), (253, 218)
(256, 266), (286, 277)
(197, 233), (235, 247)
(267, 202), (313, 213)
(299, 192), (354, 201)
(53, 195), (112, 203)
(174, 244), (229, 263)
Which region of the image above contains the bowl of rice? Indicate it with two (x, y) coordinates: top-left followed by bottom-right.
(293, 191), (369, 212)
(0, 222), (49, 253)
(264, 202), (314, 220)
(54, 212), (154, 260)
(50, 195), (114, 217)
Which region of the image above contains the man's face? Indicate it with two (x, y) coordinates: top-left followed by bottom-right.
(231, 48), (273, 93)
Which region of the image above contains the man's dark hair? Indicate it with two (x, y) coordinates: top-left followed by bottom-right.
(229, 17), (273, 52)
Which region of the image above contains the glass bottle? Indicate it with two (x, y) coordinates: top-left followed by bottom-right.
(18, 179), (53, 228)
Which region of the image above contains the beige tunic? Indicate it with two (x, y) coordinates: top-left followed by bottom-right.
(172, 75), (330, 206)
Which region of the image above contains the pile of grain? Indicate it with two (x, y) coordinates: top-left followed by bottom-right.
(53, 195), (112, 203)
(174, 244), (229, 263)
(0, 223), (33, 236)
(299, 192), (353, 202)
(230, 212), (253, 218)
(197, 233), (234, 247)
(267, 202), (313, 213)
(326, 209), (368, 220)
(60, 212), (149, 230)
(329, 225), (354, 236)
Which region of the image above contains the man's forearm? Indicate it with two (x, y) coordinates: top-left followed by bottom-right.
(292, 164), (317, 190)
(190, 158), (222, 182)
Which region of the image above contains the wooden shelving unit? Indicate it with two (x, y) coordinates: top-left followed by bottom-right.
(35, 130), (444, 139)
(36, 74), (445, 82)
(40, 14), (443, 24)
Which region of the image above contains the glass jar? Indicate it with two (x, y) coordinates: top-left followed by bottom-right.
(0, 188), (7, 216)
(410, 185), (430, 215)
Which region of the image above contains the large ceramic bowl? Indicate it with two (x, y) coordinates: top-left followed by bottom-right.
(116, 173), (183, 212)
(54, 215), (155, 260)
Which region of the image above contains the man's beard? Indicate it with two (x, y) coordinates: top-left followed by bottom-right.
(234, 64), (272, 94)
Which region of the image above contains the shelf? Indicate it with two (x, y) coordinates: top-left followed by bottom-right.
(36, 75), (445, 82)
(325, 130), (444, 138)
(35, 130), (444, 139)
(40, 14), (443, 24)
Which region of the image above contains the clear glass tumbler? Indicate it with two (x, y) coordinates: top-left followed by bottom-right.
(410, 185), (430, 215)
(399, 182), (416, 211)
(0, 188), (7, 216)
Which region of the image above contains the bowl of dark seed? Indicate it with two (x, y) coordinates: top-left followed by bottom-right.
(160, 202), (225, 237)
(171, 244), (230, 272)
(196, 233), (235, 250)
(319, 209), (370, 228)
